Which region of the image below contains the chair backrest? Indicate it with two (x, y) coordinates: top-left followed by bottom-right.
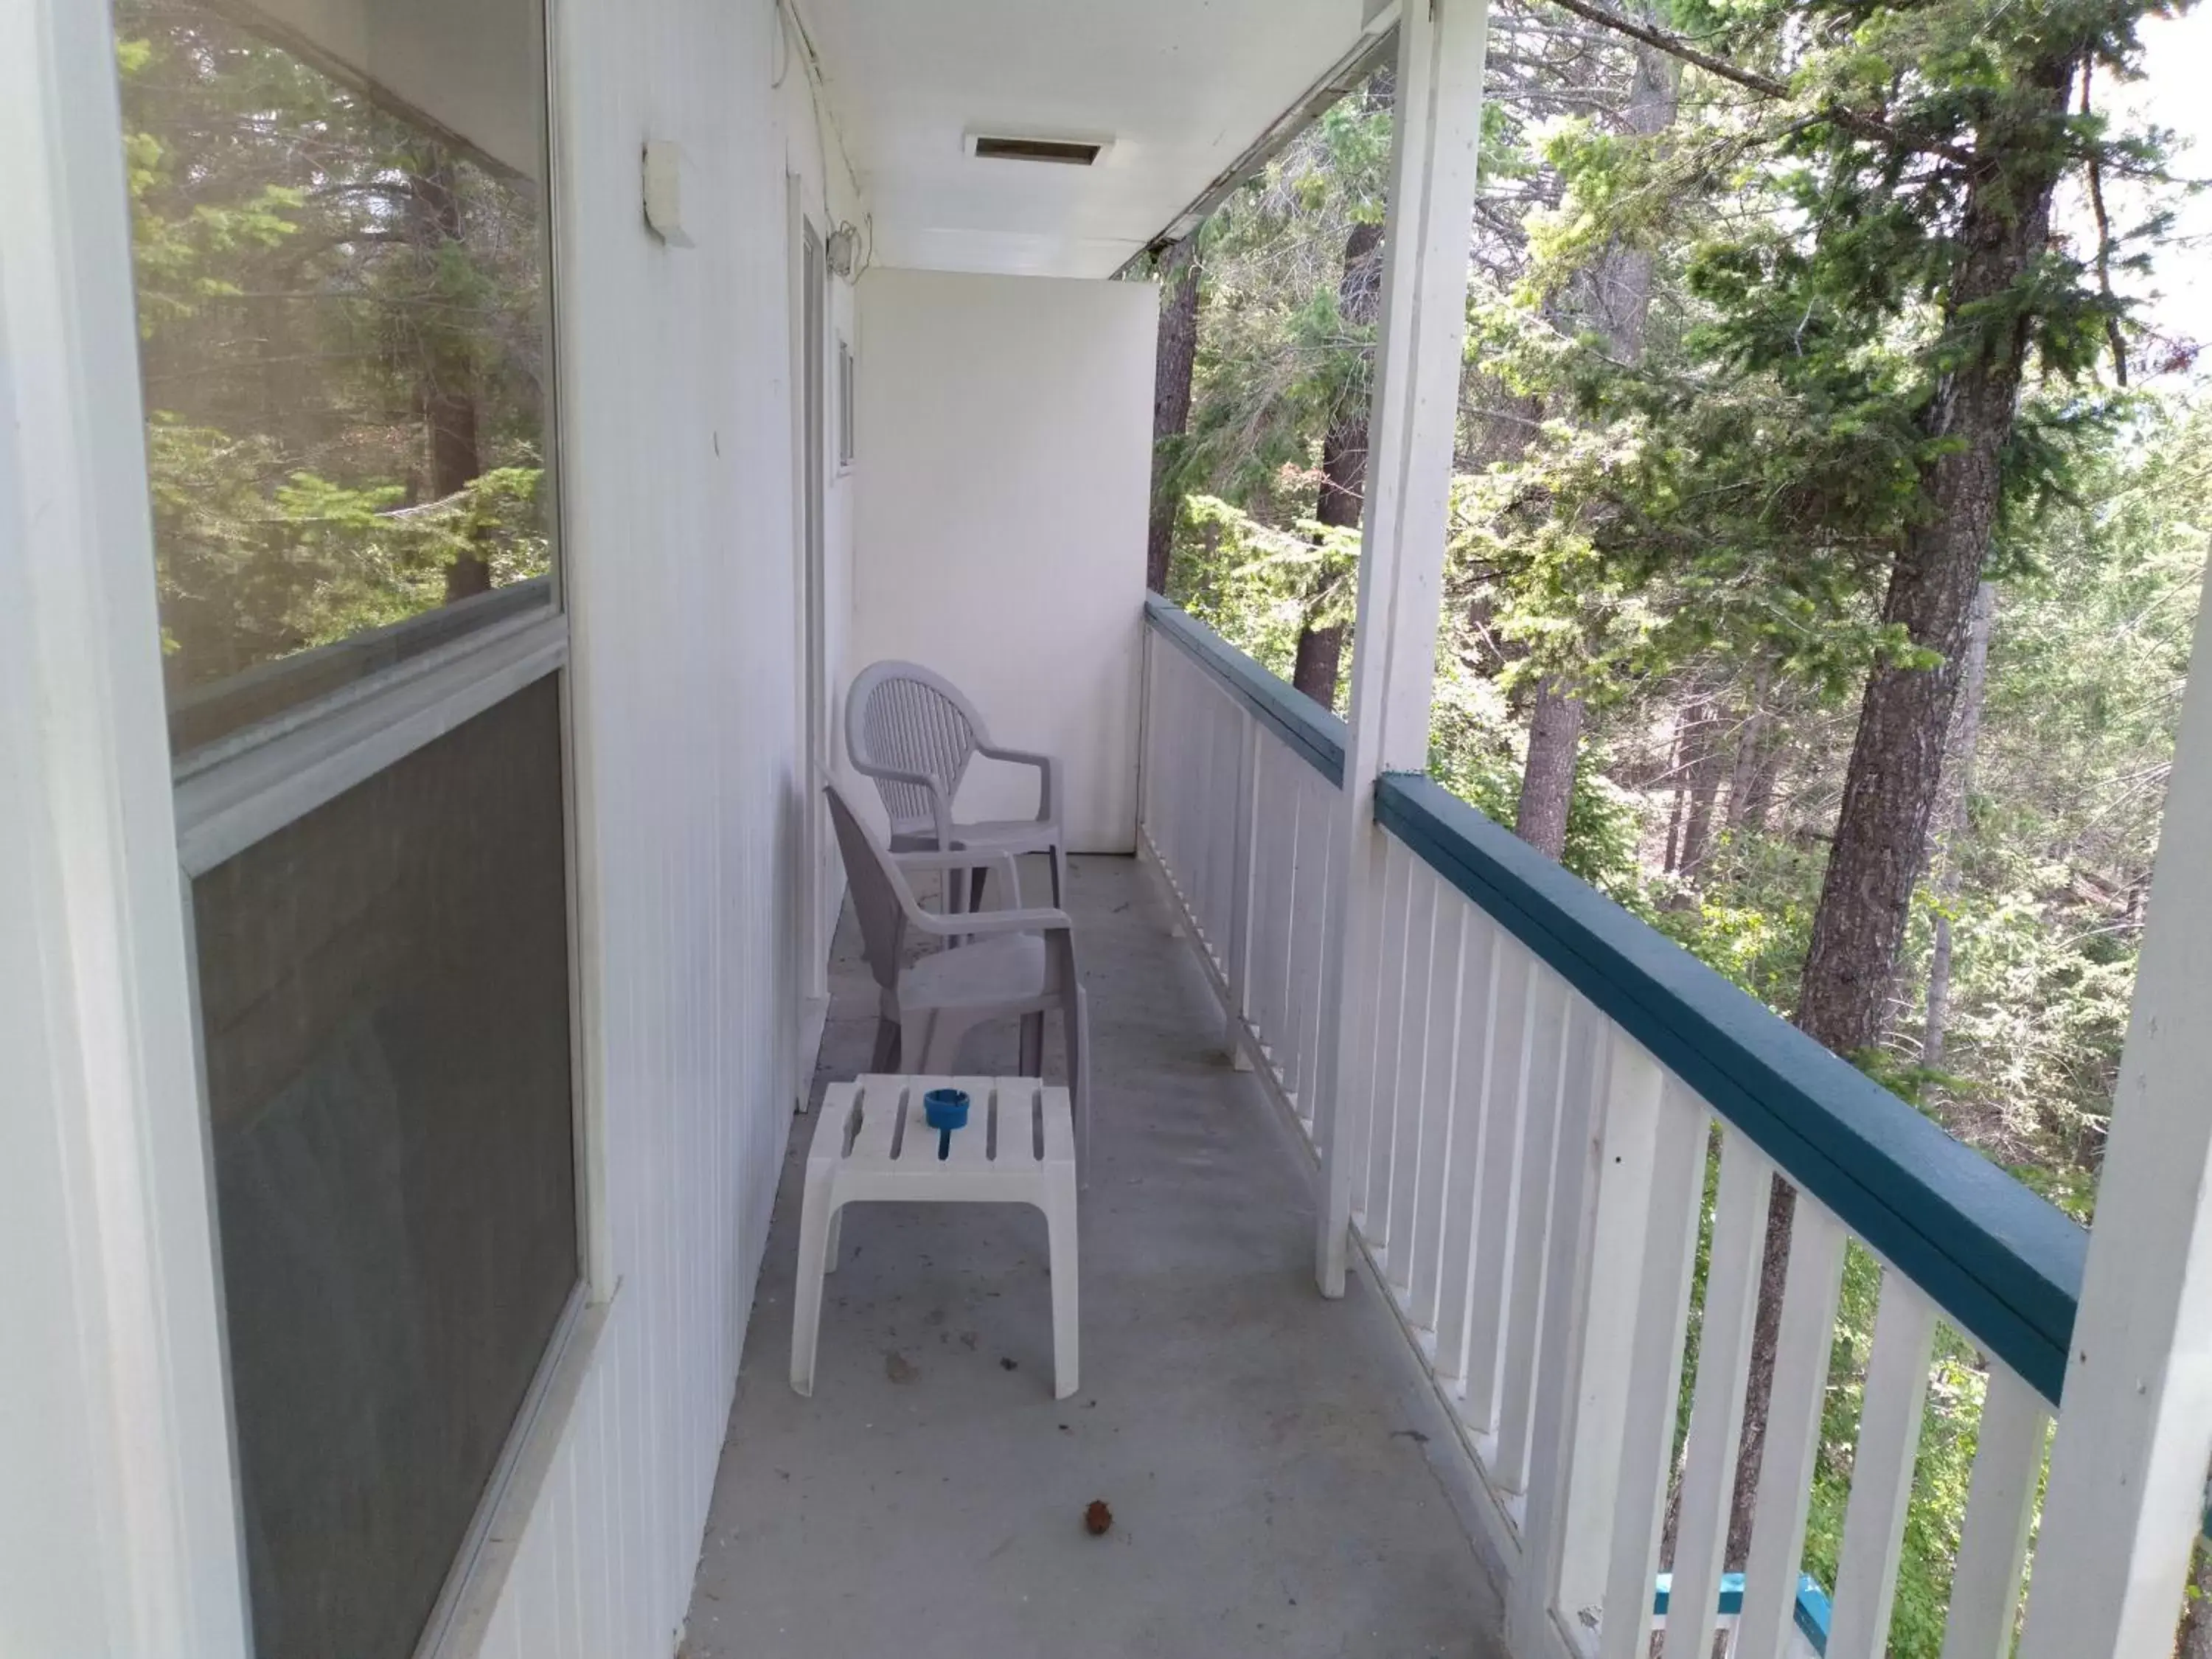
(824, 781), (913, 995)
(844, 661), (990, 843)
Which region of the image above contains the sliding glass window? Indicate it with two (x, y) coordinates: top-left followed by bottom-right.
(117, 0), (557, 754)
(113, 1), (578, 1655)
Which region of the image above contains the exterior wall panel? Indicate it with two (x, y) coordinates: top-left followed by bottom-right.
(849, 267), (1155, 854)
(467, 0), (827, 1652)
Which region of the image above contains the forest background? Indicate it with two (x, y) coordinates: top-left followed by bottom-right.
(1144, 1), (2212, 1650)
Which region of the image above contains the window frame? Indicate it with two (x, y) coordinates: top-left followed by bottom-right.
(128, 0), (610, 1652)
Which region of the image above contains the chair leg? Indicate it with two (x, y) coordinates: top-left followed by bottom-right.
(1050, 844), (1069, 908)
(1019, 1011), (1044, 1076)
(1067, 985), (1091, 1187)
(914, 1009), (982, 1075)
(823, 1206), (844, 1273)
(1045, 1166), (1080, 1400)
(870, 1017), (900, 1072)
(790, 1173), (838, 1397)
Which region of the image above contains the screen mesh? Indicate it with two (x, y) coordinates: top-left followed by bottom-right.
(194, 675), (577, 1659)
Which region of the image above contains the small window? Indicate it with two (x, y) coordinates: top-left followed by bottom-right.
(837, 337), (856, 470)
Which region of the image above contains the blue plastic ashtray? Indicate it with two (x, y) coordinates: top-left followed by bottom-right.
(922, 1088), (970, 1161)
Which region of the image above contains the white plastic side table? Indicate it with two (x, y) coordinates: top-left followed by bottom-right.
(790, 1074), (1079, 1399)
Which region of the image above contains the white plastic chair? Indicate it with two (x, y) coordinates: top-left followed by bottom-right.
(825, 782), (1091, 1176)
(845, 659), (1068, 910)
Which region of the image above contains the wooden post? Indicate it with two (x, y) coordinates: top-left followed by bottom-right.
(2018, 596), (2212, 1657)
(1315, 0), (1490, 1295)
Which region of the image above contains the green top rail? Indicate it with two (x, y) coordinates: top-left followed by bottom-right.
(1144, 596), (1347, 786)
(1143, 599), (2087, 1405)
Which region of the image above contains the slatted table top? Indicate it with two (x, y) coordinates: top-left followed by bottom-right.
(811, 1075), (1074, 1183)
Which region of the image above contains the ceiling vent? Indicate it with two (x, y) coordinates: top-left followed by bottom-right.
(965, 131), (1111, 166)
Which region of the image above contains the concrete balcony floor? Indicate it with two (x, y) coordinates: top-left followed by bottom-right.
(686, 855), (1503, 1659)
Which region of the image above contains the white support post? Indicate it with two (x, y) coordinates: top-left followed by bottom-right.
(2020, 593), (2212, 1658)
(0, 0), (251, 1651)
(1314, 0), (1490, 1296)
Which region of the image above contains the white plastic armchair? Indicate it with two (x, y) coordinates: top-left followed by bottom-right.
(844, 659), (1068, 908)
(825, 782), (1091, 1177)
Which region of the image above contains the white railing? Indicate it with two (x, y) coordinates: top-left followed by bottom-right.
(1137, 599), (2090, 1659)
(1139, 602), (1347, 1150)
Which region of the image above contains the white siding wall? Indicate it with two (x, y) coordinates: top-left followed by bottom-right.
(466, 2), (851, 1654)
(849, 268), (1156, 854)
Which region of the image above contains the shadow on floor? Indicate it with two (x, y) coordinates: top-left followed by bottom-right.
(686, 855), (1506, 1658)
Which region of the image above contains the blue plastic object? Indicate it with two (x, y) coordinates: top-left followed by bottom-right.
(922, 1088), (970, 1161)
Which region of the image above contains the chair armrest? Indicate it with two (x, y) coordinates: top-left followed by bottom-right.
(975, 745), (1061, 826)
(851, 758), (956, 844)
(906, 904), (1072, 941)
(892, 847), (1020, 893)
(892, 849), (1023, 921)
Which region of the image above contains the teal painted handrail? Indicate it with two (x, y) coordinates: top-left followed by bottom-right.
(1374, 771), (2086, 1406)
(1144, 596), (1347, 786)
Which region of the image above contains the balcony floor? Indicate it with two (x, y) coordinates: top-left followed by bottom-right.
(686, 855), (1503, 1659)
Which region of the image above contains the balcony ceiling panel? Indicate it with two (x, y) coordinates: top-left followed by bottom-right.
(796, 0), (1379, 277)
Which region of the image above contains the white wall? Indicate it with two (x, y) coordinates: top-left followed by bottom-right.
(460, 1), (844, 1655)
(849, 267), (1155, 854)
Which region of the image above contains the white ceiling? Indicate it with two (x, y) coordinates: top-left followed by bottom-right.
(796, 0), (1382, 278)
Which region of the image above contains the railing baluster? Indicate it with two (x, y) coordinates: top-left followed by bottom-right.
(1298, 765), (1337, 1141)
(1596, 1076), (1708, 1659)
(1826, 1275), (1939, 1659)
(1381, 860), (1441, 1287)
(1660, 1127), (1775, 1659)
(1222, 711), (1260, 1066)
(1495, 962), (1569, 1496)
(1354, 836), (1414, 1238)
(1250, 740), (1288, 1079)
(1280, 766), (1315, 1115)
(1514, 1000), (1617, 1654)
(1736, 1196), (1847, 1659)
(1464, 939), (1537, 1439)
(1937, 1365), (2048, 1659)
(1431, 911), (1500, 1391)
(1405, 895), (1467, 1328)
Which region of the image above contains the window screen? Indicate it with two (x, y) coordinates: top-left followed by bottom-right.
(193, 675), (577, 1659)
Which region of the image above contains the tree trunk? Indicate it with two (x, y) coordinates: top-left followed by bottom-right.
(1739, 737), (1784, 837)
(1724, 664), (1774, 838)
(1515, 682), (1585, 858)
(1923, 581), (1996, 1071)
(1147, 235), (1202, 595)
(1291, 218), (1385, 711)
(403, 148), (490, 602)
(1795, 77), (2067, 1062)
(1662, 707), (1691, 874)
(1730, 56), (2074, 1568)
(1512, 35), (1680, 857)
(1677, 699), (1725, 882)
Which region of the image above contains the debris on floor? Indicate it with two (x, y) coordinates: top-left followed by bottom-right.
(1083, 1500), (1113, 1537)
